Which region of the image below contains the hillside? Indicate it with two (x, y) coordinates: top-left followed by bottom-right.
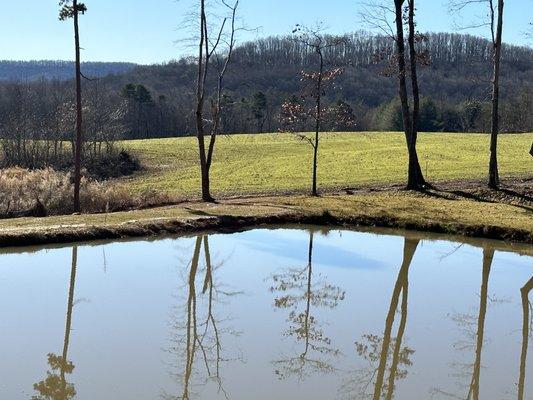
(89, 32), (533, 135)
(0, 32), (532, 137)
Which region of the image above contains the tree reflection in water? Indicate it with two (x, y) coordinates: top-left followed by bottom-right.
(165, 235), (241, 400)
(341, 238), (417, 400)
(32, 247), (78, 400)
(269, 229), (345, 381)
(518, 277), (533, 400)
(430, 247), (497, 399)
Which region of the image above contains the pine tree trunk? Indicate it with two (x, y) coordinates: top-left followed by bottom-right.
(73, 0), (83, 212)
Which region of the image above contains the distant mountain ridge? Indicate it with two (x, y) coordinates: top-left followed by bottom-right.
(0, 60), (138, 81)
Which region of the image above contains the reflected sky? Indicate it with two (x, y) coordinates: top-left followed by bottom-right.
(0, 227), (531, 400)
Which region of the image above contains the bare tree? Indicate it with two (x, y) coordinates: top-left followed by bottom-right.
(280, 25), (352, 196)
(394, 0), (427, 189)
(59, 0), (87, 212)
(448, 0), (505, 188)
(360, 0), (428, 189)
(194, 0), (239, 202)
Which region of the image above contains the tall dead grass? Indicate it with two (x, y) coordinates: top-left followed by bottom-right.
(0, 167), (137, 217)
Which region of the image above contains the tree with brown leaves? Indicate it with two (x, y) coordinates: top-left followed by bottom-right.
(280, 25), (354, 196)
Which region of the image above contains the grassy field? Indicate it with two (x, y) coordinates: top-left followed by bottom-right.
(121, 132), (533, 198)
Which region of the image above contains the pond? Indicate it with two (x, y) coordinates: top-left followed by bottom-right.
(0, 226), (532, 400)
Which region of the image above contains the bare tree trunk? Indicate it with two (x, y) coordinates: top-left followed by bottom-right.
(195, 0), (213, 202)
(73, 0), (83, 212)
(207, 74), (223, 171)
(312, 53), (324, 197)
(206, 1), (238, 181)
(489, 0), (504, 189)
(394, 1), (415, 189)
(407, 0), (427, 188)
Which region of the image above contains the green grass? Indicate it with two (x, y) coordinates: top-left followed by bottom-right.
(121, 132), (533, 198)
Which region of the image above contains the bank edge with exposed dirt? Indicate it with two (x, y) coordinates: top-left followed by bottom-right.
(0, 202), (531, 249)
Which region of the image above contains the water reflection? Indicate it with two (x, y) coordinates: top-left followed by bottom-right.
(429, 247), (495, 399)
(467, 248), (493, 400)
(0, 227), (530, 400)
(343, 238), (416, 400)
(165, 235), (240, 400)
(269, 230), (345, 380)
(32, 247), (78, 400)
(518, 277), (533, 400)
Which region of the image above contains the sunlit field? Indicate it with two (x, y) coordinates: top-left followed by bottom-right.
(121, 131), (533, 198)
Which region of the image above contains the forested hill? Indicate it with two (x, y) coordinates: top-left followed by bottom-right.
(1, 32), (531, 136)
(0, 60), (137, 81)
(111, 31), (532, 106)
(95, 31), (533, 133)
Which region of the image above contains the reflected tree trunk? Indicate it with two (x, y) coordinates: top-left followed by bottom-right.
(270, 229), (344, 380)
(176, 235), (233, 400)
(518, 277), (533, 400)
(60, 246), (77, 391)
(467, 248), (493, 400)
(373, 238), (418, 400)
(33, 246), (78, 400)
(182, 236), (201, 400)
(385, 260), (409, 400)
(303, 231), (314, 356)
(201, 236), (224, 385)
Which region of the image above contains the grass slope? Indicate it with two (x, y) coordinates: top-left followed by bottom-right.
(122, 132), (533, 198)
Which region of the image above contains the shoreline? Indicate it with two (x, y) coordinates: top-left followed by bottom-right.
(1, 189), (531, 248)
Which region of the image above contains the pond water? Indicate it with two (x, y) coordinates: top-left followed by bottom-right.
(0, 226), (532, 400)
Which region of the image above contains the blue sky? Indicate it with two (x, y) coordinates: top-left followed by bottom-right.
(0, 0), (531, 64)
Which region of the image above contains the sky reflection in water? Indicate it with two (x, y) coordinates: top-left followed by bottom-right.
(0, 227), (531, 400)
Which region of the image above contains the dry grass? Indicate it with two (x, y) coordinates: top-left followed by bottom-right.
(0, 167), (136, 216)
